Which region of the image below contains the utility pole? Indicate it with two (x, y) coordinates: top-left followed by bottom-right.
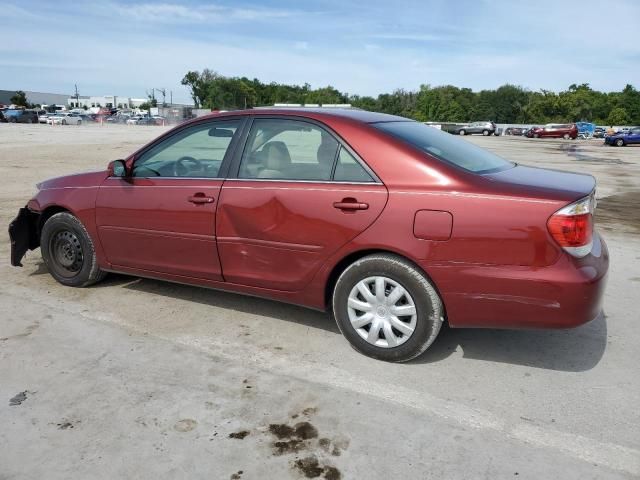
(74, 84), (79, 109)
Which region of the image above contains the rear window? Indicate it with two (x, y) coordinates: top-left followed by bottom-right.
(373, 121), (514, 174)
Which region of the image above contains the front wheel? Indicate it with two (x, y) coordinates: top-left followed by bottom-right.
(615, 138), (625, 147)
(62, 119), (67, 125)
(332, 254), (444, 362)
(563, 133), (570, 140)
(41, 212), (106, 287)
(458, 129), (466, 136)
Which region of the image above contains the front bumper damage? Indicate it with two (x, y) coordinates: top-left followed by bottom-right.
(8, 207), (40, 267)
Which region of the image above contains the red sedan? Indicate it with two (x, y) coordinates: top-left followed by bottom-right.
(9, 109), (608, 362)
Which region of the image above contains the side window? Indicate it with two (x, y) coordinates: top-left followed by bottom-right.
(333, 147), (374, 183)
(133, 119), (240, 178)
(239, 119), (338, 181)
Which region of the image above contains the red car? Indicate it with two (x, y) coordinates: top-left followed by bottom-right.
(526, 123), (579, 139)
(9, 109), (608, 362)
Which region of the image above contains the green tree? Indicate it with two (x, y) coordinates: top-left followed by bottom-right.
(607, 107), (629, 125)
(10, 90), (28, 107)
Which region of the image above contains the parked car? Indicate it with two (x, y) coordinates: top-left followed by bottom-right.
(126, 115), (149, 125)
(48, 112), (83, 125)
(526, 123), (578, 139)
(9, 109), (608, 362)
(4, 109), (39, 124)
(604, 126), (640, 146)
(0, 109), (6, 123)
(504, 127), (526, 136)
(453, 121), (496, 136)
(38, 112), (54, 124)
(593, 127), (607, 138)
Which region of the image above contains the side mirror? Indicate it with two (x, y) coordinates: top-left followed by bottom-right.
(108, 159), (127, 177)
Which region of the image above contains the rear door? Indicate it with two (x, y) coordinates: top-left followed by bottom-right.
(96, 118), (244, 280)
(216, 117), (388, 291)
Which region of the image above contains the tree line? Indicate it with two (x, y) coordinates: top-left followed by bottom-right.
(181, 70), (640, 125)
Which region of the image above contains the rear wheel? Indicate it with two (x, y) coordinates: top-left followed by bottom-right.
(615, 138), (625, 147)
(533, 133), (540, 138)
(482, 129), (490, 136)
(41, 212), (106, 287)
(332, 254), (443, 362)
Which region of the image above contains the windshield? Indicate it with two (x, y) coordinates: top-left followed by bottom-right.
(373, 121), (514, 174)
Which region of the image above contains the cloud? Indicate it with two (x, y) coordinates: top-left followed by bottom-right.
(113, 2), (295, 23)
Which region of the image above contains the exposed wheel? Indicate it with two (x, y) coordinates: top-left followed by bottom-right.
(563, 133), (570, 140)
(615, 138), (625, 147)
(62, 119), (67, 125)
(533, 133), (540, 138)
(458, 129), (466, 135)
(77, 120), (82, 125)
(482, 130), (490, 136)
(41, 212), (106, 287)
(332, 254), (444, 362)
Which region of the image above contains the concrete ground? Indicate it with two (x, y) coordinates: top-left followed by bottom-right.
(1, 124), (639, 479)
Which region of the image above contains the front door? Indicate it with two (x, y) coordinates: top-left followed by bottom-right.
(217, 117), (388, 291)
(96, 118), (243, 280)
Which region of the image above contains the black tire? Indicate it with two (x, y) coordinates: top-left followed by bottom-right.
(62, 119), (67, 125)
(41, 212), (106, 287)
(615, 138), (625, 147)
(533, 133), (540, 138)
(482, 129), (490, 136)
(458, 129), (466, 136)
(563, 133), (570, 140)
(332, 254), (444, 362)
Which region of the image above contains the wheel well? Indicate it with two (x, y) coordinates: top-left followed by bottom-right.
(323, 249), (448, 323)
(38, 206), (70, 235)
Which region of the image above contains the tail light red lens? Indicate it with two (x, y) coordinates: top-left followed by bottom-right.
(547, 195), (595, 257)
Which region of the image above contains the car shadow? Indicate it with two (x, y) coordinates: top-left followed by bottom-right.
(85, 270), (607, 372)
(101, 273), (340, 334)
(415, 312), (608, 372)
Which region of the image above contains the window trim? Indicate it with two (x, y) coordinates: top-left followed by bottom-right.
(128, 116), (248, 180)
(228, 115), (382, 184)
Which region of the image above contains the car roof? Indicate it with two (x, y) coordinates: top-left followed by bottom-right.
(205, 108), (409, 124)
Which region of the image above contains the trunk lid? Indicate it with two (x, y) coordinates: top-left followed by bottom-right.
(483, 165), (595, 202)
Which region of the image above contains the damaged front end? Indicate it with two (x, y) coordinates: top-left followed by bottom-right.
(8, 207), (40, 267)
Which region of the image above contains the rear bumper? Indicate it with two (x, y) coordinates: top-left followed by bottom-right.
(8, 207), (40, 267)
(424, 233), (609, 329)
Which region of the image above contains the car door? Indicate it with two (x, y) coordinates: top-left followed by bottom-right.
(95, 118), (244, 280)
(216, 117), (388, 291)
(629, 128), (640, 144)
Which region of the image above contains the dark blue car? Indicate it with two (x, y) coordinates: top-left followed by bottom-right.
(605, 127), (640, 146)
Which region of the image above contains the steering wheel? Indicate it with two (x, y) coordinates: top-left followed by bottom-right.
(173, 156), (201, 177)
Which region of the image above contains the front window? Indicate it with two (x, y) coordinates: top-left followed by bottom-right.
(373, 121), (514, 174)
(132, 119), (240, 178)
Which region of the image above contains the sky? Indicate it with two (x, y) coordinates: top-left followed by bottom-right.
(2, 0), (639, 105)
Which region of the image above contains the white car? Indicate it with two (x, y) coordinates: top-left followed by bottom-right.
(48, 112), (83, 125)
(38, 112), (51, 124)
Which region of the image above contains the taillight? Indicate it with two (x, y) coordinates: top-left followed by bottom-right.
(547, 194), (596, 257)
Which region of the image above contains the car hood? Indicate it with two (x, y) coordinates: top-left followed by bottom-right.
(483, 165), (595, 202)
(37, 170), (108, 190)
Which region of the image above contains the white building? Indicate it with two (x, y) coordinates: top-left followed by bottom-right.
(68, 95), (149, 110)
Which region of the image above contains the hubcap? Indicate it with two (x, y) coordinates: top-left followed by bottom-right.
(347, 276), (417, 348)
(50, 230), (84, 276)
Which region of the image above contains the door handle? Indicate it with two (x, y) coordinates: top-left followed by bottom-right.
(188, 194), (214, 204)
(333, 198), (369, 211)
